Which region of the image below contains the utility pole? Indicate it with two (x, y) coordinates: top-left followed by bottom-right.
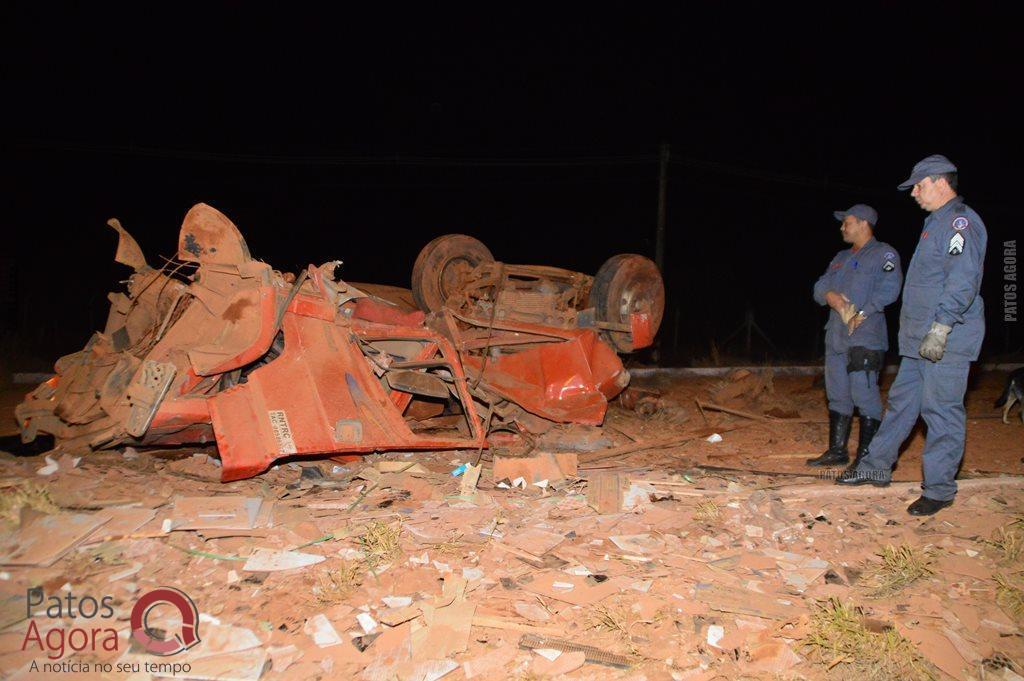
(655, 142), (670, 272)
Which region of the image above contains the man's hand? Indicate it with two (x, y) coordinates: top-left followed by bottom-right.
(847, 311), (866, 335)
(919, 322), (952, 362)
(825, 291), (858, 323)
(824, 290), (847, 311)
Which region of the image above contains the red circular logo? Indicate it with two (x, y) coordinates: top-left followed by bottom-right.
(130, 587), (201, 655)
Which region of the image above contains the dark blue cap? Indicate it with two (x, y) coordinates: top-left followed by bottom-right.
(833, 204), (878, 227)
(898, 154), (957, 191)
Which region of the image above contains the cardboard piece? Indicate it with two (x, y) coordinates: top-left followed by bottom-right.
(937, 553), (993, 581)
(377, 461), (430, 474)
(0, 513), (110, 566)
(178, 649), (269, 680)
(83, 507), (158, 542)
(170, 496), (262, 531)
(503, 528), (566, 557)
(586, 472), (622, 514)
(380, 605), (421, 627)
(463, 645), (519, 679)
(493, 452), (577, 483)
(533, 650), (586, 676)
(609, 534), (663, 555)
(304, 613), (343, 647)
(900, 626), (969, 681)
(243, 548), (325, 571)
(413, 578), (476, 662)
(267, 645), (303, 673)
(694, 584), (797, 621)
(458, 463), (482, 498)
(513, 601), (551, 622)
(520, 572), (624, 606)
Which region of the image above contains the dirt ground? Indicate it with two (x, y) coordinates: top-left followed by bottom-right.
(0, 371), (1022, 680)
(628, 369), (1024, 481)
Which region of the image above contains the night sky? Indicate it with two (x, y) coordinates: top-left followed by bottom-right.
(3, 6), (1019, 369)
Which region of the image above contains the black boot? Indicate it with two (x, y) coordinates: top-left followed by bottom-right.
(834, 449), (891, 487)
(806, 411), (852, 467)
(854, 416), (881, 466)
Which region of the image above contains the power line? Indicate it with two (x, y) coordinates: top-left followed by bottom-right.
(13, 140), (658, 167)
(15, 138), (887, 194)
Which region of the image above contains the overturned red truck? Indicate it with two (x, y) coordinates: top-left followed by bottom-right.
(16, 204), (664, 480)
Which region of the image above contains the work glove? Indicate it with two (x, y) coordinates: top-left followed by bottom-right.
(918, 322), (952, 362)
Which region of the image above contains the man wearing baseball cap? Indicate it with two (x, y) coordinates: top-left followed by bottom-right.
(809, 204), (902, 468)
(837, 155), (989, 516)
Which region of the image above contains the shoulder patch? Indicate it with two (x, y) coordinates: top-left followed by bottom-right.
(952, 216), (969, 231)
(882, 260), (895, 272)
(948, 232), (965, 256)
(884, 251), (896, 260)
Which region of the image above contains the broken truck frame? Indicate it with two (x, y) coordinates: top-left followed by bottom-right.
(16, 204), (664, 481)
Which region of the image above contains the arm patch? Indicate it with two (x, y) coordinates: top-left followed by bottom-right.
(948, 233), (965, 255)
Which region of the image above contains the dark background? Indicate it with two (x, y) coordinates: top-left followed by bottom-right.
(2, 6), (1019, 371)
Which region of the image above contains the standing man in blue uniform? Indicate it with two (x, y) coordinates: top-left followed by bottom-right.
(808, 205), (903, 467)
(837, 155), (988, 516)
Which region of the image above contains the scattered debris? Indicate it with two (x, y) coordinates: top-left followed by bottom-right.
(0, 366), (1021, 679)
(519, 633), (633, 669)
(617, 386), (662, 416)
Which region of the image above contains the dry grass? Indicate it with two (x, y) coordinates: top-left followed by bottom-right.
(514, 673), (544, 681)
(357, 520), (402, 570)
(986, 519), (1024, 564)
(65, 544), (126, 577)
(87, 544), (126, 565)
(0, 482), (58, 526)
(862, 544), (934, 598)
(588, 604), (633, 637)
(803, 598), (935, 680)
(995, 573), (1024, 621)
(587, 603), (661, 657)
(588, 604), (640, 655)
(433, 532), (466, 556)
(315, 562), (363, 604)
(694, 500), (720, 522)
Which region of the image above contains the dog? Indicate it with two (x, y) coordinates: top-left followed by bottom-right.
(995, 368), (1024, 424)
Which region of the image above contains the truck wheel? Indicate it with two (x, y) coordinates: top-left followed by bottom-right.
(589, 254), (664, 352)
(411, 234), (494, 312)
